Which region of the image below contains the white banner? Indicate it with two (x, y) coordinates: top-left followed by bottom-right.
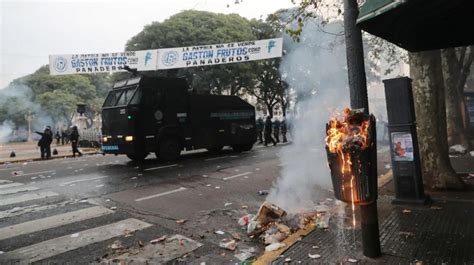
(157, 38), (283, 70)
(49, 50), (158, 75)
(49, 38), (283, 75)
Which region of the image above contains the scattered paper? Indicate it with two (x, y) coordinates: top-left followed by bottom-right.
(308, 253), (321, 259)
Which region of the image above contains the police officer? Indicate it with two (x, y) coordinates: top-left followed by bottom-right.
(35, 126), (53, 159)
(280, 119), (288, 143)
(256, 117), (264, 144)
(70, 126), (83, 157)
(273, 118), (280, 143)
(264, 116), (276, 146)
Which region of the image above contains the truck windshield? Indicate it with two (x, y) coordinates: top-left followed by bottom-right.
(103, 87), (137, 107)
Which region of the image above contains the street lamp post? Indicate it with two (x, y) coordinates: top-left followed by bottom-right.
(25, 111), (33, 143)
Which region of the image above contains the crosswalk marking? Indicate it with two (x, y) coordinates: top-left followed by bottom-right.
(0, 186), (39, 195)
(0, 182), (24, 190)
(0, 191), (58, 207)
(2, 218), (152, 262)
(0, 200), (73, 220)
(0, 206), (113, 240)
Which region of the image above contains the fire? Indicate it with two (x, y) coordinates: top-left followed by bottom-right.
(325, 108), (371, 228)
(325, 108), (370, 154)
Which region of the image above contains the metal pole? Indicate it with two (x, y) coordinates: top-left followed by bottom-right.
(343, 0), (381, 258)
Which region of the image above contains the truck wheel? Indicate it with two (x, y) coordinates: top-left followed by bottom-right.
(126, 152), (148, 161)
(232, 143), (254, 152)
(207, 146), (223, 154)
(159, 138), (181, 161)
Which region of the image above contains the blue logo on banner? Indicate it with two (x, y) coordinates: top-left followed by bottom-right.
(54, 57), (68, 72)
(267, 40), (276, 53)
(144, 51), (152, 66)
(162, 51), (178, 66)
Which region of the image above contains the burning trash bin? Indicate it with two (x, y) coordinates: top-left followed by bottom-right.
(325, 108), (377, 205)
(325, 108), (381, 258)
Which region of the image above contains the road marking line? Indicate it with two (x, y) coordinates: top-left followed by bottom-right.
(0, 206), (113, 241)
(0, 182), (24, 189)
(205, 156), (229, 161)
(222, 171), (252, 181)
(3, 218), (152, 263)
(59, 176), (108, 186)
(0, 167), (19, 171)
(0, 180), (12, 184)
(0, 186), (39, 195)
(13, 170), (56, 177)
(0, 200), (73, 220)
(135, 187), (187, 202)
(0, 191), (59, 207)
(143, 164), (178, 171)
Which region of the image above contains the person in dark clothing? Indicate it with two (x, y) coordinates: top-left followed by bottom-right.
(35, 126), (53, 159)
(55, 131), (61, 145)
(280, 119), (288, 143)
(264, 116), (276, 146)
(70, 126), (82, 157)
(256, 117), (264, 144)
(61, 130), (65, 145)
(273, 118), (281, 143)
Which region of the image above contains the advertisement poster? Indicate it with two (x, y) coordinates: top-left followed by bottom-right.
(156, 38), (283, 70)
(49, 50), (158, 75)
(391, 132), (414, 161)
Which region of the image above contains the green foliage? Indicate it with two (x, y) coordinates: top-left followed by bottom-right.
(4, 65), (111, 127)
(36, 90), (77, 124)
(125, 10), (258, 95)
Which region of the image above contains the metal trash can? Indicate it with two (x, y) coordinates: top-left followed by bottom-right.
(325, 109), (377, 205)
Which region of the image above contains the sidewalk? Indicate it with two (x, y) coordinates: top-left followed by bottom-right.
(0, 142), (98, 164)
(264, 181), (474, 264)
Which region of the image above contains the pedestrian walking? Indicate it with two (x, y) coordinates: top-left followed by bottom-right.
(264, 116), (276, 146)
(55, 131), (61, 145)
(35, 126), (53, 159)
(280, 119), (288, 143)
(69, 126), (82, 157)
(273, 118), (280, 143)
(256, 117), (264, 144)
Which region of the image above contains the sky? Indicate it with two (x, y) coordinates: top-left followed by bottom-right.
(0, 0), (294, 89)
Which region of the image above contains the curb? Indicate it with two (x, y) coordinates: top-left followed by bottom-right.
(0, 149), (100, 165)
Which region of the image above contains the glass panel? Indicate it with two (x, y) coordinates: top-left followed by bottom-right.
(129, 88), (142, 105)
(103, 90), (123, 107)
(115, 87), (136, 106)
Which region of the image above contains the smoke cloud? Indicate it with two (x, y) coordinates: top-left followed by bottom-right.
(266, 20), (349, 213)
(0, 84), (53, 142)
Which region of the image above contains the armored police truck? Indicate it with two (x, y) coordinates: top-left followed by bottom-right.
(101, 76), (256, 161)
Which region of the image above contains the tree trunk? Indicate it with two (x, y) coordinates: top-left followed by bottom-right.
(266, 104), (274, 118)
(442, 48), (470, 148)
(409, 50), (465, 190)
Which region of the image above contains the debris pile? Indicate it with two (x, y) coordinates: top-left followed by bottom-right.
(237, 201), (333, 254)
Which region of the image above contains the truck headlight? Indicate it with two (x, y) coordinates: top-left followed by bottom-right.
(103, 137), (108, 142)
(125, 136), (133, 142)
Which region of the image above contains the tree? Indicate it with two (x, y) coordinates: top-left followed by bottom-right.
(409, 50), (465, 190)
(246, 59), (288, 117)
(36, 90), (77, 126)
(125, 10), (258, 95)
(442, 46), (473, 148)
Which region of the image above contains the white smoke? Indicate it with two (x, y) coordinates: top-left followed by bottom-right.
(266, 19), (349, 213)
(0, 84), (54, 142)
(0, 121), (14, 144)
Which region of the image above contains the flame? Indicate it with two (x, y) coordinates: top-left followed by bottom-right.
(326, 108), (371, 228)
(325, 108), (370, 154)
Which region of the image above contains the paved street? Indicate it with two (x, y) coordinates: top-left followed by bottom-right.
(0, 143), (294, 264)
